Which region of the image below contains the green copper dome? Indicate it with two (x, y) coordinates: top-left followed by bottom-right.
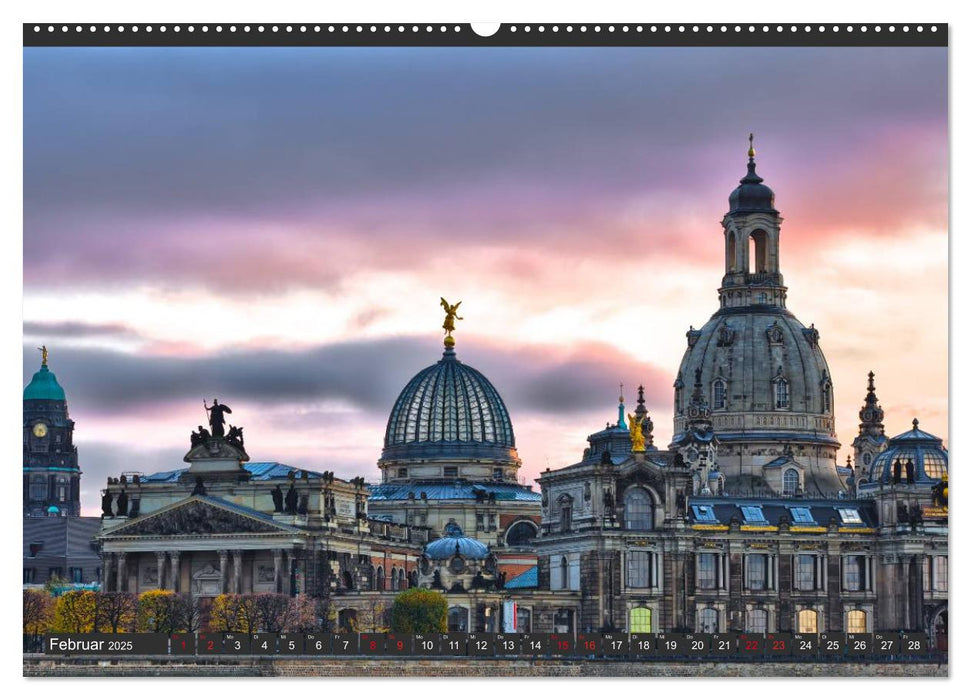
(24, 364), (66, 401)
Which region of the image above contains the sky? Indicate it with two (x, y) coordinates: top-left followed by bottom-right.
(22, 46), (948, 516)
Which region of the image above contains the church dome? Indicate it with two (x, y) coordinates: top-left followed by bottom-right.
(382, 345), (516, 462)
(865, 419), (947, 486)
(425, 522), (490, 560)
(24, 363), (66, 401)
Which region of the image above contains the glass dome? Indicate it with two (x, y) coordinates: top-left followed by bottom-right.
(865, 419), (947, 485)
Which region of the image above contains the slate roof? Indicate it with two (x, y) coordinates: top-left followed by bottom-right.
(368, 482), (541, 502)
(140, 462), (322, 483)
(686, 497), (877, 529)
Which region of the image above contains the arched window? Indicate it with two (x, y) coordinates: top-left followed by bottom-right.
(746, 608), (768, 633)
(448, 606), (468, 632)
(560, 556), (568, 590)
(698, 607), (719, 633)
(375, 566), (385, 591)
(775, 378), (790, 409)
(623, 488), (654, 530)
(55, 476), (69, 502)
(712, 379), (727, 410)
(629, 607), (652, 633)
(847, 610), (867, 633)
(798, 609), (818, 633)
(390, 567), (398, 591)
(505, 520), (539, 547)
(750, 230), (769, 273)
(822, 384), (832, 413)
(342, 570), (354, 590)
(783, 469), (799, 496)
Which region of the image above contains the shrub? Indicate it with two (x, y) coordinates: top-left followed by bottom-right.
(389, 588), (447, 634)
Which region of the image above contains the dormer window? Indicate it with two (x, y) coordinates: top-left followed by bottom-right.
(788, 506), (814, 524)
(692, 505), (718, 523)
(782, 468), (799, 496)
(740, 505), (767, 524)
(838, 508), (863, 524)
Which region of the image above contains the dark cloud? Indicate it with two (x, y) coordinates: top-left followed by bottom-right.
(24, 46), (946, 294)
(23, 336), (671, 421)
(23, 320), (139, 339)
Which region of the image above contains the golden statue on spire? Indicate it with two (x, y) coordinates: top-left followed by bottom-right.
(748, 133), (756, 159)
(628, 413), (646, 453)
(440, 298), (463, 348)
(37, 345), (48, 366)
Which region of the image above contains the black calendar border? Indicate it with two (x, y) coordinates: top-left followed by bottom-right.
(24, 23), (947, 48)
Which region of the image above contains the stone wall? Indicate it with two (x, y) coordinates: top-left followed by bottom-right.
(24, 657), (947, 678)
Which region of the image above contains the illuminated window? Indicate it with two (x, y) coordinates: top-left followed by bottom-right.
(847, 610), (867, 633)
(838, 508), (863, 524)
(798, 609), (818, 634)
(630, 607), (652, 633)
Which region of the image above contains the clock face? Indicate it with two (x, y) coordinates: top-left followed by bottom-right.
(32, 423), (48, 438)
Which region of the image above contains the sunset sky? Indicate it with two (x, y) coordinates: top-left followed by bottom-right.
(23, 46), (948, 515)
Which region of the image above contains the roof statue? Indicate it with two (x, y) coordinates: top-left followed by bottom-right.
(38, 344), (49, 366)
(440, 297), (463, 348)
(628, 413), (646, 453)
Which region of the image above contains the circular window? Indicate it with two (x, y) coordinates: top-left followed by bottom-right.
(448, 556), (466, 575)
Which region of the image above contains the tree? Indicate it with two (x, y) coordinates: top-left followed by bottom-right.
(209, 594), (261, 633)
(52, 590), (97, 633)
(253, 594), (292, 633)
(23, 590), (55, 636)
(94, 592), (137, 633)
(172, 594), (205, 633)
(390, 588), (447, 634)
(136, 590), (178, 633)
(287, 595), (320, 633)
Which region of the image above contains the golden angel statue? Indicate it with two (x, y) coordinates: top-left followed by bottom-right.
(38, 345), (49, 366)
(628, 413), (646, 452)
(440, 298), (463, 339)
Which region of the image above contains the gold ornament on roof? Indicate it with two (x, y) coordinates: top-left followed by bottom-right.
(748, 133), (756, 159)
(440, 298), (463, 348)
(629, 413), (646, 453)
(38, 345), (48, 366)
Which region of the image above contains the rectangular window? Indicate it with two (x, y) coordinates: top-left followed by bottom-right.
(23, 568), (35, 584)
(745, 554), (769, 591)
(397, 468), (408, 478)
(443, 466), (458, 478)
(627, 551), (652, 588)
(692, 505), (718, 522)
(697, 553), (717, 590)
(741, 506), (767, 524)
(493, 468), (503, 480)
(838, 508), (863, 524)
(789, 507), (815, 524)
(70, 567), (83, 583)
(843, 555), (864, 591)
(794, 554), (816, 591)
(476, 513), (485, 531)
(932, 557), (948, 592)
(49, 567), (63, 579)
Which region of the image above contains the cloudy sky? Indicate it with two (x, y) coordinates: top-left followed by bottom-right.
(23, 46), (947, 515)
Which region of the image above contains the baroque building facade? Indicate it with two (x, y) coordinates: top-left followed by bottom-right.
(73, 142), (946, 646)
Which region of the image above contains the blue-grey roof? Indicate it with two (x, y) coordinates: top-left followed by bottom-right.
(425, 522), (490, 559)
(382, 347), (516, 462)
(504, 565), (538, 589)
(368, 482), (540, 502)
(728, 157), (777, 214)
(140, 462), (322, 483)
(687, 497), (877, 529)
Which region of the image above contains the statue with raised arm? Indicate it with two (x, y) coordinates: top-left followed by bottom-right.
(38, 345), (49, 366)
(440, 298), (463, 344)
(204, 399), (233, 438)
(628, 413), (646, 452)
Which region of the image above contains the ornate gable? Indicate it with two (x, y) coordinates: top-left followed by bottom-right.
(102, 497), (288, 537)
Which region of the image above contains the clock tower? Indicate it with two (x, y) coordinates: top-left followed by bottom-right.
(23, 347), (80, 517)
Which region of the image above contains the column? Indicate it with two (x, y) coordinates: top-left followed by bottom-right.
(102, 554), (114, 592)
(116, 553), (127, 592)
(232, 550), (243, 594)
(273, 550), (283, 594)
(156, 551), (167, 590)
(218, 550), (228, 594)
(169, 552), (181, 593)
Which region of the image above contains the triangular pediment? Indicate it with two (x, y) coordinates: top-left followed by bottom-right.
(102, 496), (293, 538)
